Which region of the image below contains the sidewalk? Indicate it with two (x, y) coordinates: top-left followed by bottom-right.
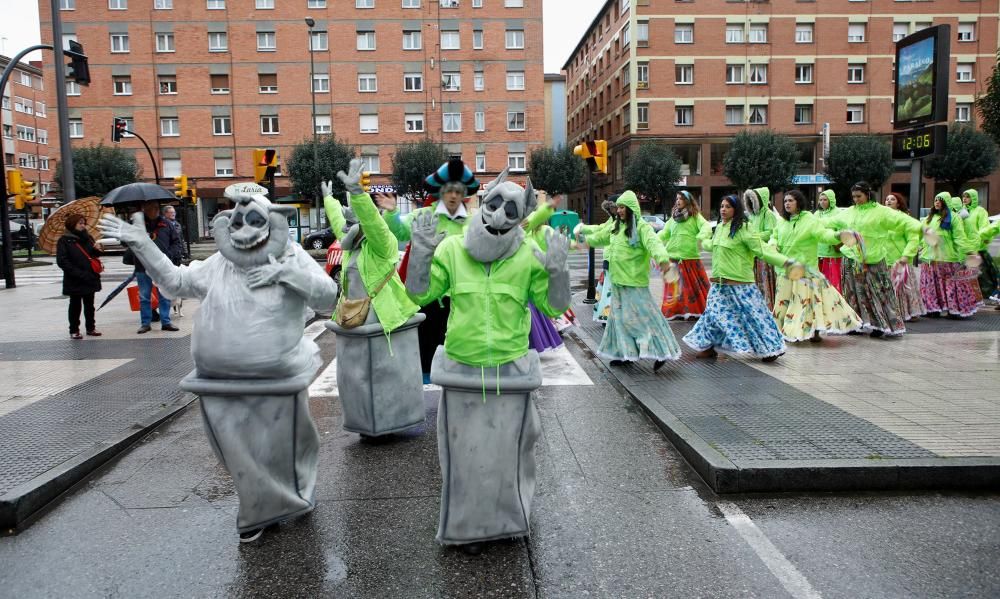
(571, 280), (1000, 493)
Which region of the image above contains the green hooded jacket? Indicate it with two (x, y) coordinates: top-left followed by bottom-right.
(747, 187), (778, 243)
(769, 210), (841, 269)
(962, 189), (991, 252)
(814, 189), (844, 259)
(408, 235), (562, 367)
(884, 209), (922, 266)
(919, 192), (976, 263)
(657, 212), (711, 260)
(582, 191), (670, 287)
(578, 219), (616, 261)
(323, 193), (419, 333)
(383, 202), (468, 242)
(703, 220), (791, 283)
(830, 199), (921, 265)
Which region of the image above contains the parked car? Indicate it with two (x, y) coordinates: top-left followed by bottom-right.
(4, 220), (34, 251)
(304, 228), (336, 250)
(641, 214), (665, 232)
(325, 240), (344, 287)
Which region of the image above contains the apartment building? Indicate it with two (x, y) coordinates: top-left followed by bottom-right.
(544, 72), (567, 148)
(564, 0), (1000, 218)
(2, 56), (56, 216)
(39, 0), (543, 235)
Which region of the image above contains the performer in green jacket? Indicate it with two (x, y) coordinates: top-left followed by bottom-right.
(882, 193), (926, 321)
(743, 187), (779, 310)
(577, 198), (620, 323)
(815, 189), (845, 293)
(919, 191), (981, 317)
(657, 190), (712, 320)
(961, 189), (999, 301)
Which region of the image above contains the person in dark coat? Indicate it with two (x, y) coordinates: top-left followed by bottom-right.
(56, 213), (103, 339)
(124, 200), (183, 333)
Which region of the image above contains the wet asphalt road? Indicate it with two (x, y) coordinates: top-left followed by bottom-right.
(1, 327), (998, 598)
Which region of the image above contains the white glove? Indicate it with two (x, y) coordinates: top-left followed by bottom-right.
(337, 158), (365, 196)
(321, 180), (334, 200)
(247, 255), (284, 289)
(98, 214), (148, 245)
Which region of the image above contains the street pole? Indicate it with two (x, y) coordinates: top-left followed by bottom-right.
(51, 0), (76, 204)
(908, 158), (922, 218)
(583, 170), (597, 304)
(305, 18), (319, 229)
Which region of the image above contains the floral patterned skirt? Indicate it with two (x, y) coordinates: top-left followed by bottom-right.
(819, 257), (843, 294)
(682, 283), (786, 359)
(890, 261), (926, 321)
(754, 258), (776, 311)
(840, 259), (905, 335)
(772, 272), (862, 341)
(919, 261), (981, 317)
(593, 261), (613, 323)
(661, 259), (710, 320)
(598, 284), (681, 362)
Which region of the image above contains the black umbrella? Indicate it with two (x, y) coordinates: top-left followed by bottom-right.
(97, 271), (136, 311)
(100, 182), (175, 206)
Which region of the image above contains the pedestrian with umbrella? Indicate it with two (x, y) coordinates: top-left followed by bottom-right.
(56, 213), (103, 339)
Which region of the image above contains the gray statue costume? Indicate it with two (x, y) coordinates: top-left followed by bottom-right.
(99, 186), (339, 535)
(406, 169), (571, 547)
(322, 161), (426, 437)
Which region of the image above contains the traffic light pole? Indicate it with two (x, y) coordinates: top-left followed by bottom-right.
(50, 1), (76, 205)
(121, 129), (160, 186)
(583, 169), (597, 304)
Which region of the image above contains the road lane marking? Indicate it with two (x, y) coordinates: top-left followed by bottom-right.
(718, 502), (823, 599)
(304, 320), (328, 342)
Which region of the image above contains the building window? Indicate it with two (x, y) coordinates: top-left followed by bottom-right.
(16, 126), (35, 142)
(209, 32), (228, 51)
(505, 30), (525, 49)
(475, 111), (485, 131)
(113, 76), (132, 95)
(443, 112), (462, 132)
(67, 80), (81, 96)
(215, 158), (234, 177)
(403, 30), (422, 50)
(257, 32), (276, 51)
(726, 64), (744, 84)
(154, 0), (172, 8)
(893, 23), (908, 42)
(110, 33), (129, 53)
(159, 75), (177, 94)
(404, 72), (423, 91)
(848, 65), (865, 84)
(796, 23), (813, 43)
(475, 153), (486, 173)
(441, 30), (460, 50)
(207, 0), (225, 8)
(255, 0), (273, 8)
(213, 116), (232, 135)
(955, 104), (972, 122)
(359, 114), (379, 133)
(675, 106), (693, 126)
(846, 104), (864, 123)
(405, 113), (425, 132)
(848, 24), (865, 42)
(162, 158), (182, 178)
(472, 0), (482, 7)
(957, 63), (974, 82)
(674, 24), (693, 44)
(403, 0), (420, 7)
(357, 31), (376, 50)
(957, 23), (975, 42)
(748, 24), (767, 44)
(675, 64), (693, 85)
(358, 154), (380, 174)
(60, 0), (75, 9)
(748, 105), (767, 125)
(622, 24), (630, 48)
(36, 102), (46, 116)
(637, 104), (649, 129)
(637, 63), (649, 87)
(357, 0), (374, 7)
(313, 73), (330, 93)
(726, 25), (744, 44)
(258, 73), (278, 93)
(261, 115), (280, 134)
(621, 67), (630, 89)
(310, 31), (328, 51)
(507, 112), (525, 131)
(474, 71), (484, 91)
(749, 64), (767, 84)
(210, 74), (230, 94)
(2, 124), (12, 139)
(636, 21), (649, 47)
(358, 73), (377, 92)
(914, 22), (932, 32)
(794, 104), (813, 124)
(315, 115), (332, 134)
(506, 71), (525, 90)
(443, 72), (461, 91)
(508, 153), (526, 172)
(160, 117), (179, 136)
(795, 64), (813, 84)
(155, 33), (175, 52)
(38, 129), (49, 144)
(473, 30), (484, 49)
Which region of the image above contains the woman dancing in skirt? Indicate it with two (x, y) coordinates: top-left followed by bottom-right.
(832, 182), (922, 337)
(815, 189), (845, 293)
(743, 187), (779, 310)
(770, 190), (861, 342)
(523, 199), (564, 352)
(579, 191), (680, 371)
(658, 191), (712, 320)
(579, 199), (619, 323)
(883, 193), (926, 321)
(919, 192), (982, 318)
(683, 195), (800, 362)
(961, 189), (1000, 303)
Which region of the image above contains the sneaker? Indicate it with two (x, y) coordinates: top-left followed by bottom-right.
(70, 332), (83, 340)
(609, 359), (626, 366)
(86, 330), (102, 337)
(762, 354), (782, 363)
(161, 324), (180, 332)
(458, 543), (484, 556)
(696, 347), (717, 359)
(238, 528), (265, 544)
(137, 325), (151, 334)
(870, 329), (884, 338)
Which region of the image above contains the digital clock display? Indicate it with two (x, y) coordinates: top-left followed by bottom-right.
(891, 124), (947, 160)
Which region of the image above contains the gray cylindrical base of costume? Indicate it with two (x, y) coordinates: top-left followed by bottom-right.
(180, 371), (320, 534)
(325, 313), (427, 436)
(430, 347), (542, 545)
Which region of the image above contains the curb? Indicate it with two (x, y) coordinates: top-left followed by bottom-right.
(569, 329), (1000, 493)
(0, 394), (197, 534)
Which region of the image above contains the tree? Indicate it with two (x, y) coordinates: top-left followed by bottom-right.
(722, 130), (799, 194)
(824, 134), (894, 203)
(925, 124), (1000, 193)
(390, 139), (447, 206)
(56, 143), (141, 198)
(976, 50), (1000, 147)
(623, 142), (683, 215)
(528, 145), (586, 201)
(286, 136), (355, 201)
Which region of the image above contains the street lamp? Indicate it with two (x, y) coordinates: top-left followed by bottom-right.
(305, 17), (320, 227)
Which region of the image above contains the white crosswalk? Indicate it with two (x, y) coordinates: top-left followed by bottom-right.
(5, 261), (135, 288)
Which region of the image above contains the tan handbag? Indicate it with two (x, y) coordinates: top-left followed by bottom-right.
(335, 268), (394, 329)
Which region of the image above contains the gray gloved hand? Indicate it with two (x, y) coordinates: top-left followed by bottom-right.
(337, 158), (365, 196)
(405, 210), (446, 295)
(246, 255), (284, 289)
(321, 180), (335, 201)
(533, 229), (571, 311)
(98, 213), (179, 286)
(98, 213), (149, 246)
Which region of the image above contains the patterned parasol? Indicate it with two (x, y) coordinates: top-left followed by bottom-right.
(37, 196), (108, 254)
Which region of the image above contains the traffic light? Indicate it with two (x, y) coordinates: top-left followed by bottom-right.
(361, 171), (371, 193)
(189, 184), (198, 206)
(253, 148), (278, 183)
(173, 175), (188, 201)
(64, 40), (91, 86)
(7, 170), (23, 208)
(111, 117), (127, 143)
(573, 140), (608, 175)
(17, 179), (36, 210)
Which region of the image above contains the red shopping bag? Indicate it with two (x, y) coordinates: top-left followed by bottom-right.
(127, 285), (159, 312)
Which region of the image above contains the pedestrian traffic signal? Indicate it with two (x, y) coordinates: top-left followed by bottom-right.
(111, 117), (127, 143)
(64, 40), (91, 86)
(253, 148), (278, 183)
(361, 171), (371, 193)
(6, 169), (23, 199)
(189, 184), (199, 206)
(173, 175), (188, 201)
(574, 140), (608, 175)
(17, 179), (36, 209)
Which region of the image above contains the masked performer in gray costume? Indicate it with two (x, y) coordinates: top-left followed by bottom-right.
(99, 185), (338, 543)
(322, 159), (426, 438)
(405, 169), (571, 554)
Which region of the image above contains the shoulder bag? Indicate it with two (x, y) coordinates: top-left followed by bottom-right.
(335, 268), (395, 329)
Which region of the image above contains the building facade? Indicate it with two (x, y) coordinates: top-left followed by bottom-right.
(39, 0), (543, 236)
(563, 0), (1000, 219)
(2, 56), (56, 216)
(544, 72), (566, 148)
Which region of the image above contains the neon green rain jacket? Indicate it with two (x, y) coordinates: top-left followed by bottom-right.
(770, 211), (841, 269)
(408, 235), (562, 367)
(323, 193), (419, 332)
(657, 213), (711, 260)
(919, 192), (976, 263)
(831, 200), (921, 264)
(962, 189), (991, 252)
(815, 189), (844, 259)
(747, 187), (778, 243)
(578, 219), (617, 262)
(383, 202), (468, 242)
(582, 191), (670, 287)
(884, 209), (922, 266)
(703, 221), (791, 283)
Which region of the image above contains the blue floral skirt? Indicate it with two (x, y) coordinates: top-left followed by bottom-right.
(598, 284), (681, 362)
(683, 283), (786, 359)
(593, 261), (613, 322)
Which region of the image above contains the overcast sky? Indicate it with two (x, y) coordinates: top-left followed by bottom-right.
(0, 0), (604, 71)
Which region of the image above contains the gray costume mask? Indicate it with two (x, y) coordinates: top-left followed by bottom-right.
(464, 169), (536, 264)
(340, 206), (364, 252)
(212, 190), (294, 268)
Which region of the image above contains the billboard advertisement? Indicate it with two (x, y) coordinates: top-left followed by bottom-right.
(893, 24), (950, 129)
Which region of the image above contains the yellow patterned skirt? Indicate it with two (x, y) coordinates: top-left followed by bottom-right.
(772, 271), (862, 342)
